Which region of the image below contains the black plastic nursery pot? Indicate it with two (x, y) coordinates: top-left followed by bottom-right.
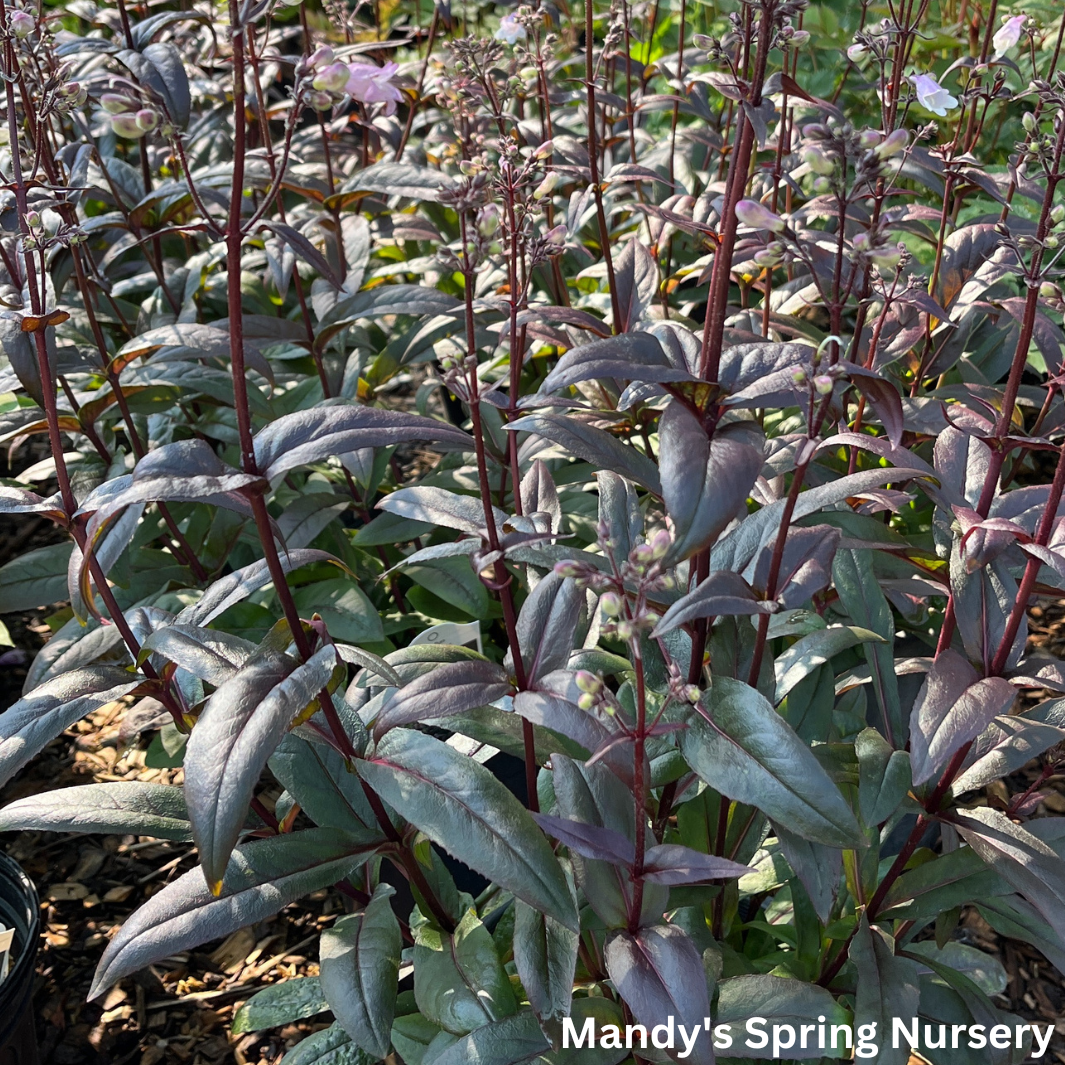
(0, 852), (39, 1064)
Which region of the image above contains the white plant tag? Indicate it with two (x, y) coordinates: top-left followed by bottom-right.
(409, 619), (482, 654)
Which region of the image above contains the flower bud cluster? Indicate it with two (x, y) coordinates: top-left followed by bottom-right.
(54, 81), (87, 111)
(101, 92), (164, 139)
(298, 45), (403, 115)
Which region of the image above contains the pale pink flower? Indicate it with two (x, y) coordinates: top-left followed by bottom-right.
(345, 62), (403, 116)
(992, 15), (1026, 58)
(495, 14), (526, 45)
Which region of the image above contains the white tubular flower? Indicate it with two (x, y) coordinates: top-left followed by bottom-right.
(909, 73), (958, 117)
(992, 15), (1026, 58)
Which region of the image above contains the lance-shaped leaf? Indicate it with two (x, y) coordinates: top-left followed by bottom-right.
(0, 485), (65, 521)
(139, 624), (255, 687)
(540, 332), (691, 393)
(427, 1011), (550, 1065)
(533, 813), (636, 866)
(681, 678), (864, 848)
(111, 322), (274, 379)
(604, 925), (714, 1065)
(231, 977), (329, 1034)
(185, 645), (341, 893)
(177, 550), (334, 627)
(659, 402), (763, 563)
(319, 884), (402, 1058)
(0, 667), (141, 788)
(84, 440), (261, 544)
(774, 625), (885, 705)
(259, 221), (344, 290)
(909, 650), (1015, 784)
(70, 500), (144, 623)
(878, 845), (1010, 923)
(844, 365), (905, 449)
(357, 729), (578, 931)
(771, 824), (842, 924)
(373, 659), (510, 739)
(376, 485), (504, 536)
(718, 341), (812, 395)
(597, 470), (642, 564)
(514, 892), (579, 1032)
(512, 690), (617, 765)
(753, 524), (840, 608)
(954, 806), (1065, 944)
(278, 1022), (374, 1065)
(714, 974), (848, 1058)
(856, 728), (912, 826)
(512, 572), (584, 684)
(653, 571), (776, 637)
(0, 782), (192, 840)
(414, 908), (517, 1033)
(833, 549), (904, 745)
(641, 844), (753, 885)
(270, 730), (374, 834)
(88, 828), (381, 999)
(851, 918), (921, 1065)
(507, 413), (661, 494)
(953, 699), (1065, 795)
(254, 403), (471, 482)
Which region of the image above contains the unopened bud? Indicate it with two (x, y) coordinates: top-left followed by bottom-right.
(577, 692), (596, 711)
(24, 210), (40, 229)
(814, 374), (834, 395)
(308, 45), (334, 70)
(615, 620), (633, 641)
(100, 93), (131, 115)
(684, 684), (700, 703)
(554, 560), (582, 579)
(632, 543), (655, 565)
(875, 128), (909, 158)
(1023, 112), (1038, 133)
(802, 146), (835, 175)
(9, 10), (33, 38)
(307, 90), (334, 111)
(649, 528), (671, 559)
(575, 670), (601, 694)
(533, 139), (554, 159)
(600, 591), (622, 617)
(544, 223), (567, 246)
(791, 367), (807, 386)
(111, 113), (146, 138)
(734, 199), (786, 233)
(533, 171), (559, 200)
(312, 62), (350, 93)
(135, 108), (159, 132)
(1046, 235), (1059, 248)
(22, 236), (36, 250)
(1040, 281), (1062, 299)
(846, 43), (867, 61)
(1052, 204), (1065, 224)
(858, 129), (880, 149)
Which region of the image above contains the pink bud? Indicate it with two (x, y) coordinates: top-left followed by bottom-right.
(875, 129), (909, 158)
(308, 45), (334, 70)
(734, 199), (786, 233)
(135, 109), (159, 132)
(9, 10), (34, 38)
(814, 374), (834, 395)
(100, 93), (131, 115)
(111, 113), (146, 139)
(312, 62), (350, 93)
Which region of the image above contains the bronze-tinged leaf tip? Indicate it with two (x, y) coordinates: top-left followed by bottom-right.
(209, 879), (223, 897)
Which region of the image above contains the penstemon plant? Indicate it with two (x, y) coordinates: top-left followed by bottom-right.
(1, 0), (1065, 1062)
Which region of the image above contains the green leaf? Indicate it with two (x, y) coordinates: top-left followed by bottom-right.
(293, 578), (384, 644)
(186, 644), (341, 892)
(681, 678), (864, 848)
(0, 782), (191, 840)
(281, 1022), (376, 1065)
(391, 1013), (443, 1065)
(357, 729), (578, 931)
(413, 908), (517, 1034)
(832, 549), (904, 743)
(851, 917), (921, 1065)
(427, 1011), (549, 1065)
(0, 541), (74, 612)
(0, 667), (141, 788)
(714, 974), (850, 1059)
(856, 728), (912, 826)
(773, 625), (885, 705)
(879, 846), (1009, 923)
(320, 885), (402, 1058)
(139, 624), (255, 686)
(513, 892), (579, 1030)
(231, 977), (329, 1034)
(406, 555), (491, 620)
(89, 828), (382, 999)
(953, 806), (1065, 944)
